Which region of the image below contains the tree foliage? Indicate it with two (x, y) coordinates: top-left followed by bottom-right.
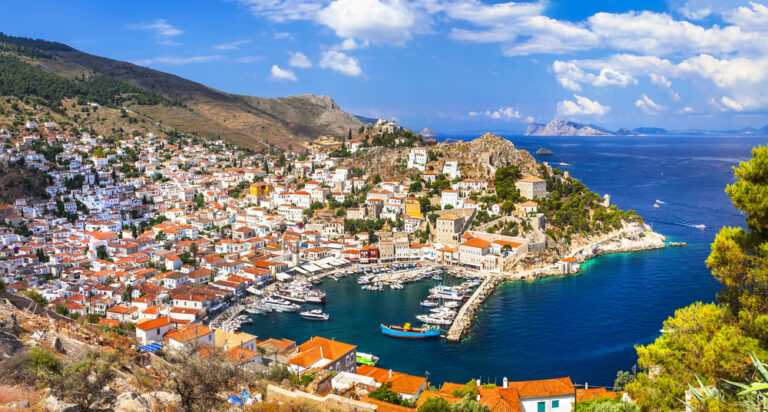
(629, 145), (768, 410)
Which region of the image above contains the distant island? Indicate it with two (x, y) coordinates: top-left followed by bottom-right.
(536, 147), (554, 155)
(420, 127), (437, 137)
(526, 119), (768, 137)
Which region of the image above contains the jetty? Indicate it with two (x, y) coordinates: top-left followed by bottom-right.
(446, 275), (503, 342)
(210, 303), (245, 329)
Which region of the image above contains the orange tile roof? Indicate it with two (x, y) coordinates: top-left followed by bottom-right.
(461, 237), (492, 249)
(356, 365), (426, 396)
(290, 336), (355, 367)
(167, 324), (213, 344)
(135, 316), (173, 331)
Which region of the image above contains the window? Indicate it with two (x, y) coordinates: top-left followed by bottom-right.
(537, 401), (545, 412)
(552, 400), (559, 408)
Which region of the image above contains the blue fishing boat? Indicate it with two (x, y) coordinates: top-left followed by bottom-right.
(381, 323), (441, 339)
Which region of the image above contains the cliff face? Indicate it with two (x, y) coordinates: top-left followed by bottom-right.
(526, 120), (614, 136)
(237, 94), (366, 138)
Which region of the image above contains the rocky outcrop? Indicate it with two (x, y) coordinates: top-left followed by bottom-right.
(526, 120), (614, 136)
(569, 223), (667, 262)
(438, 133), (542, 177)
(536, 147), (554, 155)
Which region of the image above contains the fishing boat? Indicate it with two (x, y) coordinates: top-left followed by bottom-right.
(356, 352), (380, 366)
(380, 323), (441, 339)
(299, 309), (330, 321)
(420, 300), (438, 307)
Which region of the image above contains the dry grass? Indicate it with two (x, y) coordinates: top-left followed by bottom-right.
(0, 384), (41, 410)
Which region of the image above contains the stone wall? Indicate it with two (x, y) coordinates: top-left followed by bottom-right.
(266, 384), (377, 411)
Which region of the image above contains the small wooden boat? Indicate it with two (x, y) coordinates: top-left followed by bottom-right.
(380, 323), (441, 339)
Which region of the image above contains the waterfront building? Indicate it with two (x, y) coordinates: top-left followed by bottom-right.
(288, 336), (357, 375)
(435, 214), (464, 245)
(356, 364), (428, 400)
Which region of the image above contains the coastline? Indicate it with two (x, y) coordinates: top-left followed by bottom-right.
(446, 223), (668, 342)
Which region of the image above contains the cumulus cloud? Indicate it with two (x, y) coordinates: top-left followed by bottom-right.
(468, 107), (522, 120)
(552, 52), (768, 110)
(269, 65), (298, 81)
(319, 50), (362, 77)
(635, 94), (665, 114)
(132, 55), (222, 66)
(557, 95), (610, 116)
(288, 52), (313, 68)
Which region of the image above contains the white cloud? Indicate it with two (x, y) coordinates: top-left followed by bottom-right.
(316, 0), (423, 46)
(635, 94), (665, 114)
(682, 106), (695, 113)
(552, 52), (768, 110)
(319, 50), (362, 77)
(468, 107), (522, 120)
(129, 19), (183, 43)
(525, 115), (535, 123)
(721, 96), (745, 111)
(132, 55), (222, 66)
(339, 38), (370, 50)
(213, 39), (252, 50)
(238, 0), (325, 22)
(649, 73), (672, 88)
(557, 95), (610, 116)
(269, 65), (298, 81)
(288, 52), (313, 68)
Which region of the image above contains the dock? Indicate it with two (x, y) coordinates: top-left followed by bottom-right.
(445, 275), (504, 342)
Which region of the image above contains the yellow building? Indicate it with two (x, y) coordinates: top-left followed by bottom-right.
(404, 197), (422, 218)
(249, 182), (273, 197)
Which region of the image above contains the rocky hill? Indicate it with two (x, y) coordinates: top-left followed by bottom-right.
(340, 133), (542, 181)
(237, 94), (369, 137)
(0, 32), (365, 149)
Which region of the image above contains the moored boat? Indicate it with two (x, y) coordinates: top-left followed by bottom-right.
(299, 309), (330, 321)
(380, 323), (441, 339)
(356, 352), (380, 366)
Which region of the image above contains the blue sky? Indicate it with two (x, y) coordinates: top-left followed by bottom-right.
(3, 0), (768, 133)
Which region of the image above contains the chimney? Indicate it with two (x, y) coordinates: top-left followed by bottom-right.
(476, 379), (481, 386)
(503, 377), (508, 389)
(476, 394), (481, 402)
(389, 369), (392, 378)
(585, 382), (589, 390)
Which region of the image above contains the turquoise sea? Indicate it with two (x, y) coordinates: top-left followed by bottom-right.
(243, 135), (766, 388)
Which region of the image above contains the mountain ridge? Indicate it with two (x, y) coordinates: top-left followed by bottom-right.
(0, 32), (368, 149)
(526, 119), (768, 136)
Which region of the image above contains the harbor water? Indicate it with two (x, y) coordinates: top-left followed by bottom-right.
(242, 135), (765, 387)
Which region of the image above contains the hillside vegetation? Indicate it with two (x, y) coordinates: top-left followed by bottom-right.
(0, 32), (369, 149)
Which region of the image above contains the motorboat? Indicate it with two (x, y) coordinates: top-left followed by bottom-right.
(262, 296), (300, 312)
(299, 309), (330, 321)
(356, 352), (380, 366)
